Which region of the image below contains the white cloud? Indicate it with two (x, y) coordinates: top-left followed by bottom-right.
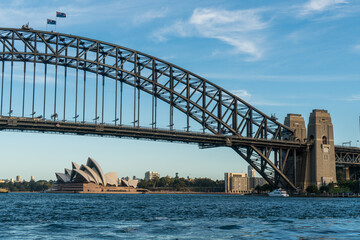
(155, 20), (193, 42)
(343, 94), (360, 101)
(301, 0), (348, 15)
(231, 89), (252, 99)
(249, 100), (294, 107)
(154, 8), (268, 60)
(189, 8), (267, 32)
(354, 44), (360, 52)
(231, 89), (293, 107)
(203, 73), (360, 83)
(132, 8), (169, 25)
(0, 1), (169, 30)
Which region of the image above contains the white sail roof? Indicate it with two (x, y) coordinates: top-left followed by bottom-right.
(72, 169), (95, 183)
(81, 164), (102, 185)
(55, 173), (71, 183)
(86, 157), (107, 186)
(105, 172), (118, 187)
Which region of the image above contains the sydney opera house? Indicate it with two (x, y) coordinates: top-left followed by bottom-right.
(54, 157), (145, 193)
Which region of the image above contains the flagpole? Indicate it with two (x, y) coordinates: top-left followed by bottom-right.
(55, 17), (57, 32)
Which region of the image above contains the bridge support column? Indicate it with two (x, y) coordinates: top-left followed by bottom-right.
(344, 166), (350, 181)
(307, 109), (337, 187)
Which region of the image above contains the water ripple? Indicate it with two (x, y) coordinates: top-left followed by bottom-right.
(0, 193), (360, 239)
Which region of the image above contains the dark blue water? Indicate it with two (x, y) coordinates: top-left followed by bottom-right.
(0, 193), (360, 239)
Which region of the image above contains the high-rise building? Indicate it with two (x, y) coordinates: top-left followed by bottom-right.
(30, 176), (35, 182)
(145, 171), (160, 181)
(248, 177), (267, 189)
(247, 165), (267, 190)
(248, 166), (256, 178)
(16, 175), (21, 182)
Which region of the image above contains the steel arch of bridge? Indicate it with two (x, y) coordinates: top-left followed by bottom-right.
(0, 28), (302, 190)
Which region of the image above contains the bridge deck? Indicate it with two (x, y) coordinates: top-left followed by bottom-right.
(0, 116), (304, 149)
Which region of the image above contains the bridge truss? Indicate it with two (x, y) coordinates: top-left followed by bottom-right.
(335, 146), (360, 165)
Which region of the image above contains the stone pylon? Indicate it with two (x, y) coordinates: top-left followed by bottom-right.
(284, 114), (308, 189)
(307, 109), (337, 187)
(284, 114), (307, 143)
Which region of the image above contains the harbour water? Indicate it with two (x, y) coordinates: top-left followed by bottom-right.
(1, 193), (360, 239)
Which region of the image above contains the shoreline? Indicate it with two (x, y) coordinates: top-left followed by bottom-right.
(4, 191), (360, 197)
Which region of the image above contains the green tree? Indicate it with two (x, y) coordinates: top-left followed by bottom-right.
(306, 185), (318, 193)
(158, 177), (171, 188)
(336, 169), (345, 183)
(319, 185), (329, 193)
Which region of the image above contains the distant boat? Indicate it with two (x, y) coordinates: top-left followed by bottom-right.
(268, 189), (289, 197)
(0, 188), (9, 193)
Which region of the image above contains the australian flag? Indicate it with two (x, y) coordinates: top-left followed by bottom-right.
(47, 19), (56, 25)
(56, 12), (66, 18)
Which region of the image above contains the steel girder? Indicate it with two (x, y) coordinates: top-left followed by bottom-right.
(335, 146), (360, 165)
(232, 145), (297, 190)
(0, 28), (301, 190)
(0, 116), (303, 149)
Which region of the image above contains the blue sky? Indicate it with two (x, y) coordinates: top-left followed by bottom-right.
(0, 0), (359, 181)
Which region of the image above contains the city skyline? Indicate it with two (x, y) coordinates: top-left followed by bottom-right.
(0, 0), (359, 180)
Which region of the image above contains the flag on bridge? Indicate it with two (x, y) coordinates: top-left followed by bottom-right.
(47, 19), (56, 25)
(56, 12), (66, 18)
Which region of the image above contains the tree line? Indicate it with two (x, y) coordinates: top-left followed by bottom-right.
(138, 176), (225, 192)
(305, 168), (360, 194)
(0, 180), (53, 192)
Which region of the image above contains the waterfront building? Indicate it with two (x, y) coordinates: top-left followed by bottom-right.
(145, 171), (160, 181)
(224, 173), (249, 193)
(54, 157), (145, 193)
(225, 166), (267, 193)
(16, 176), (21, 182)
(30, 176), (35, 182)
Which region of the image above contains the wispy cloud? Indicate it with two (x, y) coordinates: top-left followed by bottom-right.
(203, 73), (360, 83)
(155, 20), (193, 41)
(342, 94), (360, 101)
(231, 89), (251, 99)
(132, 8), (169, 25)
(353, 44), (360, 52)
(231, 89), (295, 107)
(0, 0), (169, 30)
(154, 8), (268, 60)
(300, 0), (348, 15)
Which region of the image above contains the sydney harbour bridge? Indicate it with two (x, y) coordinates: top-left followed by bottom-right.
(0, 28), (359, 191)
